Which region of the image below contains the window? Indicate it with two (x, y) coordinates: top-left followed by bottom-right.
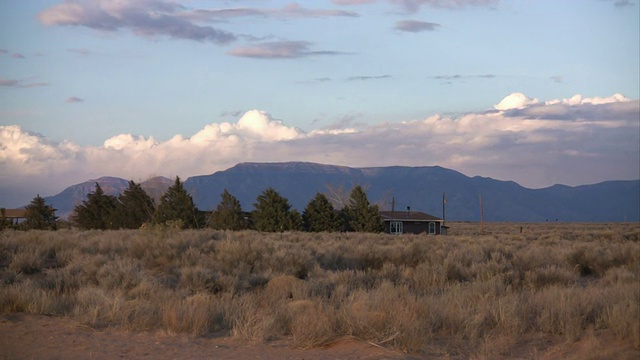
(429, 222), (436, 234)
(390, 221), (403, 235)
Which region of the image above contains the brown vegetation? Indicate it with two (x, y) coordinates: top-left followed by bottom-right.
(0, 222), (638, 358)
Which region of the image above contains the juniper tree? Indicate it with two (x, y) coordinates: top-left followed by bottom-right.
(303, 192), (342, 232)
(115, 180), (155, 229)
(154, 176), (202, 228)
(210, 189), (246, 230)
(252, 188), (302, 232)
(71, 183), (119, 230)
(343, 185), (384, 233)
(22, 195), (58, 230)
(0, 208), (12, 230)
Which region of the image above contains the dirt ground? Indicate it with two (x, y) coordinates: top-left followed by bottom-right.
(1, 313), (638, 360)
(0, 313), (414, 360)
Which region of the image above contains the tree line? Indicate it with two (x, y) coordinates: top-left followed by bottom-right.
(2, 177), (384, 233)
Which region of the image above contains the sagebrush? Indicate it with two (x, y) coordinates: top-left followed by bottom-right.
(0, 222), (638, 358)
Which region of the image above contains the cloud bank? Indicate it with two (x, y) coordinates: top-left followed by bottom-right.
(38, 0), (236, 44)
(1, 93), (638, 206)
(37, 1), (359, 46)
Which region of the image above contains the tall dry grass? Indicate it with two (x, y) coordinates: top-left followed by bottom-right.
(0, 222), (638, 357)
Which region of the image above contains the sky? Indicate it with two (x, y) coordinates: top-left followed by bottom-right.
(1, 0), (639, 207)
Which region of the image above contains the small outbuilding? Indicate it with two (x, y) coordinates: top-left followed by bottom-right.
(380, 209), (447, 235)
(1, 208), (27, 226)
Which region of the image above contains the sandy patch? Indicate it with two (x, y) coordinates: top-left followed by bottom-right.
(0, 313), (413, 360)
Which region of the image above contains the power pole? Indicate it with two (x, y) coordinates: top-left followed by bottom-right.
(479, 193), (484, 233)
(442, 192), (446, 226)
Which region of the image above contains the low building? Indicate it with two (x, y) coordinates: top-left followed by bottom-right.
(380, 209), (447, 235)
(1, 208), (27, 220)
(1, 208), (27, 226)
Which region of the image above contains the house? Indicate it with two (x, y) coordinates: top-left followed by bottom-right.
(380, 209), (447, 235)
(1, 208), (27, 226)
(1, 208), (27, 220)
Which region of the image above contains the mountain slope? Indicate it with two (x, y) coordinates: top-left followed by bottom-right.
(44, 162), (639, 222)
(183, 162), (638, 222)
(45, 176), (172, 219)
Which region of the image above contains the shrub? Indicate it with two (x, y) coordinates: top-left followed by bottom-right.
(0, 223), (638, 357)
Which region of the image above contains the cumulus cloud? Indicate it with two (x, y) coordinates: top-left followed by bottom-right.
(228, 41), (347, 59)
(1, 93), (638, 207)
(494, 93), (539, 110)
(544, 93), (629, 106)
(38, 0), (236, 44)
(395, 20), (440, 32)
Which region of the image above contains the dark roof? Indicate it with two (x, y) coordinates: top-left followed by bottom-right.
(379, 211), (442, 222)
(1, 209), (27, 219)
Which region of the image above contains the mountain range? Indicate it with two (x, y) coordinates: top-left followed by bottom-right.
(42, 162), (639, 222)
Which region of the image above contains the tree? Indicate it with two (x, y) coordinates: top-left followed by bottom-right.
(22, 195), (58, 230)
(0, 208), (14, 230)
(303, 193), (342, 232)
(71, 183), (119, 229)
(210, 189), (246, 230)
(252, 188), (302, 232)
(114, 181), (155, 229)
(324, 183), (351, 210)
(343, 185), (384, 233)
(154, 176), (202, 228)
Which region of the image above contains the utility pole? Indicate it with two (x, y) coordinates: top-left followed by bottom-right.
(479, 193), (484, 233)
(442, 192), (446, 226)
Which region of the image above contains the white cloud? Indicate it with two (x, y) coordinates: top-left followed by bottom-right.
(103, 134), (156, 151)
(545, 93), (629, 106)
(1, 93), (638, 207)
(494, 92), (539, 110)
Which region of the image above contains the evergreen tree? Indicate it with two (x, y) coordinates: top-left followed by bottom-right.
(210, 189), (246, 230)
(22, 195), (58, 230)
(115, 180), (155, 229)
(290, 209), (304, 232)
(303, 192), (342, 232)
(71, 183), (119, 229)
(252, 188), (302, 232)
(154, 176), (202, 228)
(1, 208), (15, 230)
(343, 185), (384, 233)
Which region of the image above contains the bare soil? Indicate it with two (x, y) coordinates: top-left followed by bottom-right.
(0, 313), (411, 360)
(1, 314), (637, 360)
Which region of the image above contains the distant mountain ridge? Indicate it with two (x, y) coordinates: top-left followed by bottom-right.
(43, 162), (639, 222)
(45, 176), (174, 219)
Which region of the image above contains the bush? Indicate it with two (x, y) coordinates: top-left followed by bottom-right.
(0, 223), (638, 357)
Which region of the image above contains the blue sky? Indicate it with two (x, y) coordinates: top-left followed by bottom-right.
(1, 0), (639, 207)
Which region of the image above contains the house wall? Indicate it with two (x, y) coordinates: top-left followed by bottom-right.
(384, 221), (443, 235)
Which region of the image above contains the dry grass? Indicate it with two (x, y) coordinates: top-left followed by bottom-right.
(0, 222), (638, 358)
